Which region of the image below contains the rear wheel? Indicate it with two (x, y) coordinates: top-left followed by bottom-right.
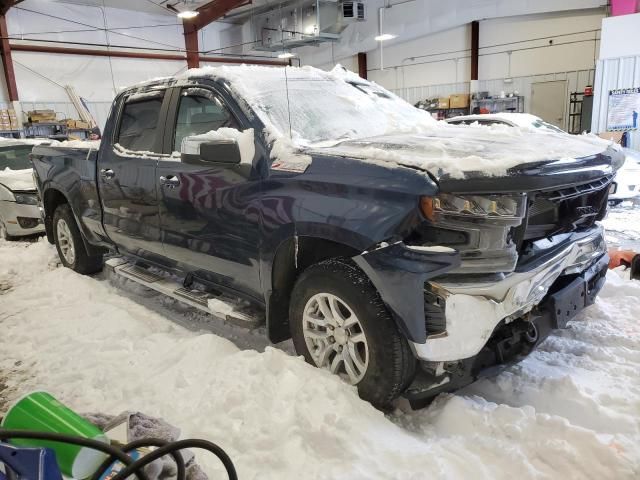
(53, 203), (103, 274)
(290, 258), (416, 408)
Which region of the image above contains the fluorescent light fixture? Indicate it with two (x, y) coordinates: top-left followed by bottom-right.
(375, 33), (396, 41)
(177, 10), (199, 19)
(278, 52), (295, 59)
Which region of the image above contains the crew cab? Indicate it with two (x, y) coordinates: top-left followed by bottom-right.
(31, 65), (623, 408)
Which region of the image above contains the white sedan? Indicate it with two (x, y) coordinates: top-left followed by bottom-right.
(446, 113), (639, 204)
(0, 140), (46, 239)
(609, 148), (640, 204)
(446, 112), (565, 132)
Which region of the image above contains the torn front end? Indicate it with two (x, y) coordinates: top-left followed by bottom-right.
(354, 177), (612, 407)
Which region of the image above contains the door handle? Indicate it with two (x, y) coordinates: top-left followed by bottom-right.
(100, 168), (115, 179)
(160, 175), (180, 188)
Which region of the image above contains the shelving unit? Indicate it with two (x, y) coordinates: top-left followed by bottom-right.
(470, 96), (525, 114)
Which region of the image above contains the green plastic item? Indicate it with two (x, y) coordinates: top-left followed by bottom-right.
(1, 391), (109, 479)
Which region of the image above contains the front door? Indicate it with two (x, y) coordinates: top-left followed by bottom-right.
(98, 88), (169, 261)
(157, 86), (262, 298)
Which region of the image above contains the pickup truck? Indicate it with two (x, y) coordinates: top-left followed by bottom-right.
(32, 65), (623, 408)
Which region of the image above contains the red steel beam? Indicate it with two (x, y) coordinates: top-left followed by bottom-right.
(182, 0), (252, 70)
(183, 25), (200, 69)
(0, 15), (18, 100)
(471, 20), (479, 81)
(357, 52), (367, 79)
(10, 43), (287, 66)
(190, 0), (251, 31)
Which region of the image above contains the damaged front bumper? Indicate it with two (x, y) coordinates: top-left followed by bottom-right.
(354, 225), (609, 406)
(412, 225), (607, 362)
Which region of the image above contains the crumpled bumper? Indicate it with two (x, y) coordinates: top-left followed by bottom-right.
(411, 224), (608, 362)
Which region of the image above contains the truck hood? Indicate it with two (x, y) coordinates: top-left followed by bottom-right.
(0, 169), (36, 191)
(306, 124), (622, 190)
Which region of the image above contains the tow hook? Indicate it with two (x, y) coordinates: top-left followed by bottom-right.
(524, 321), (538, 344)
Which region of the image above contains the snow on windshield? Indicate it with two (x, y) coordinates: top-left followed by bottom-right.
(182, 64), (435, 145)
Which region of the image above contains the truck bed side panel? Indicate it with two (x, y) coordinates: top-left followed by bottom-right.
(32, 145), (110, 246)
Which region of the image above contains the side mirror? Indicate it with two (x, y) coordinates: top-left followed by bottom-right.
(181, 137), (241, 166)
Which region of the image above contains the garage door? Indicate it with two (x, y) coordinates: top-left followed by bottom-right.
(531, 80), (567, 129)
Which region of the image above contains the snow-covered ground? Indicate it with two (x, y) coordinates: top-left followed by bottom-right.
(1, 237), (639, 479)
(604, 201), (640, 251)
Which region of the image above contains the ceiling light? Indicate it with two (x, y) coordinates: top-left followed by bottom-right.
(375, 33), (396, 41)
(177, 10), (199, 19)
(278, 52), (295, 59)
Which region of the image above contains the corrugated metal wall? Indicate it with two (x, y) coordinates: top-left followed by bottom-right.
(591, 55), (640, 150)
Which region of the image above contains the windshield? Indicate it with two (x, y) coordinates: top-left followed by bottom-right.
(223, 67), (435, 145)
(0, 145), (33, 170)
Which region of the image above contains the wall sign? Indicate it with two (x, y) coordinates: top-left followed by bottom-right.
(607, 87), (640, 131)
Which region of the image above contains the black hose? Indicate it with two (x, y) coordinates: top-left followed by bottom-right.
(90, 438), (186, 480)
(0, 429), (147, 480)
(0, 430), (236, 480)
(110, 439), (238, 480)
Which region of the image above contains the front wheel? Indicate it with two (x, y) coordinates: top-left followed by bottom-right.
(53, 204), (103, 274)
(289, 258), (416, 408)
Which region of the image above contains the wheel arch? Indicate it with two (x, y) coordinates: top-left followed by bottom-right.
(43, 188), (70, 244)
(266, 235), (361, 343)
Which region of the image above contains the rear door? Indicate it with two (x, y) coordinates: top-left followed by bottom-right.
(98, 88), (170, 261)
(157, 85), (263, 298)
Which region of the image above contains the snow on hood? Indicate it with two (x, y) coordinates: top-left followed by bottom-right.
(309, 122), (616, 179)
(0, 168), (35, 191)
(137, 64), (614, 178)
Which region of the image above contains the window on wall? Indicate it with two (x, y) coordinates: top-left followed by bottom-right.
(174, 88), (239, 151)
(116, 92), (165, 152)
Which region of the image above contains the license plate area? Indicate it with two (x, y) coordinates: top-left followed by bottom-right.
(549, 277), (586, 328)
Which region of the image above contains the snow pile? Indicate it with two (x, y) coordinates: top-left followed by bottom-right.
(57, 139), (101, 150)
(1, 238), (639, 478)
(180, 128), (255, 165)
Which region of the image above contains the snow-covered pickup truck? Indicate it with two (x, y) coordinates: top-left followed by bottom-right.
(31, 65), (623, 408)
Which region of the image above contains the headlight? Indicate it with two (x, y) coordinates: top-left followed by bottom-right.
(13, 193), (39, 206)
(421, 193), (526, 222)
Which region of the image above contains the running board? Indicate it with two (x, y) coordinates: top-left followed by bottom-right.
(106, 258), (262, 328)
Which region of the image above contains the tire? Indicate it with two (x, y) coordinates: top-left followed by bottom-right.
(0, 215), (12, 241)
(289, 258), (416, 408)
(53, 203), (103, 274)
(608, 199), (623, 207)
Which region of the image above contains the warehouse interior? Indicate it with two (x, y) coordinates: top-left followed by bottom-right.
(0, 1), (639, 479)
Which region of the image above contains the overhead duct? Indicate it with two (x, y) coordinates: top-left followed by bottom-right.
(253, 0), (365, 51)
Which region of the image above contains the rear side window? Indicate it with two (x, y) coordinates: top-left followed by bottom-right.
(174, 88), (239, 151)
(116, 92), (165, 152)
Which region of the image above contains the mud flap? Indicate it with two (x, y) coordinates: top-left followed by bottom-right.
(353, 243), (460, 343)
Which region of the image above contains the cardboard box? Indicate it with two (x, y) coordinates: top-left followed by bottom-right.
(74, 120), (90, 129)
(438, 97), (450, 109)
(450, 93), (470, 109)
(28, 109), (57, 123)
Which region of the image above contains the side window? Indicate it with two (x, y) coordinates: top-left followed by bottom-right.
(174, 88), (239, 151)
(116, 92), (165, 152)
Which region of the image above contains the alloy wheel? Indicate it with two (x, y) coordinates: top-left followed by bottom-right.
(56, 218), (76, 265)
(302, 292), (369, 384)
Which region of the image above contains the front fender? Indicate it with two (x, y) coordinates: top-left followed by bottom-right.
(353, 242), (460, 343)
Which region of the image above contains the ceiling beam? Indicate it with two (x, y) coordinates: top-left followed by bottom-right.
(183, 0), (252, 33)
(10, 43), (288, 66)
